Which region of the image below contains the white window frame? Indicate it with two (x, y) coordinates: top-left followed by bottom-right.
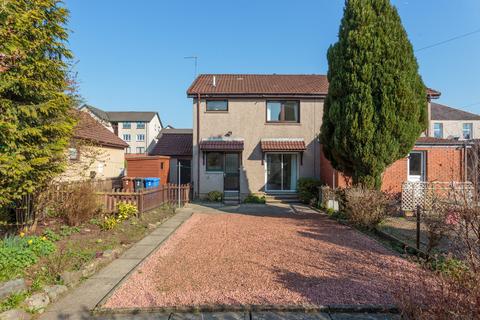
(433, 123), (443, 139)
(136, 122), (145, 129)
(136, 134), (145, 142)
(136, 147), (145, 154)
(407, 151), (426, 182)
(122, 122), (131, 129)
(68, 147), (79, 161)
(264, 152), (299, 192)
(123, 134), (131, 142)
(463, 123), (473, 140)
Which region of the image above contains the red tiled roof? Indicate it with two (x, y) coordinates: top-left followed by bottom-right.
(261, 139), (306, 151)
(427, 88), (441, 98)
(187, 74), (329, 97)
(187, 74), (441, 98)
(74, 112), (129, 149)
(150, 132), (193, 157)
(199, 140), (244, 151)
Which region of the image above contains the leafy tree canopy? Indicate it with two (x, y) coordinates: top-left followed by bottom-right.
(320, 0), (427, 189)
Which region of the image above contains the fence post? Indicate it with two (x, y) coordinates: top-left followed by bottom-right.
(138, 191), (143, 217)
(416, 205), (421, 250)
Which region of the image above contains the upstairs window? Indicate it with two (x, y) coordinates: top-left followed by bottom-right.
(206, 100), (228, 112)
(136, 122), (145, 129)
(136, 134), (145, 141)
(266, 101), (299, 123)
(463, 123), (473, 140)
(122, 122), (131, 129)
(123, 134), (131, 142)
(433, 123), (443, 138)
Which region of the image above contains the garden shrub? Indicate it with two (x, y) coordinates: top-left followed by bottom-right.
(244, 194), (266, 204)
(117, 202), (138, 221)
(42, 228), (61, 241)
(101, 216), (118, 230)
(207, 191), (223, 202)
(54, 182), (102, 226)
(298, 178), (322, 204)
(0, 235), (56, 281)
(342, 187), (390, 230)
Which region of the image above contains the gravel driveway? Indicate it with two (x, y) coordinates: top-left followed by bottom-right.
(104, 204), (419, 309)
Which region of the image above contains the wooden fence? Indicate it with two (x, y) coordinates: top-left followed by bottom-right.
(98, 183), (191, 215)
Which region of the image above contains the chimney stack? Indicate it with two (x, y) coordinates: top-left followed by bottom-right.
(212, 75), (216, 87)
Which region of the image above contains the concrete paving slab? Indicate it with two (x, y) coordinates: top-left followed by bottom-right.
(92, 258), (140, 280)
(41, 278), (120, 320)
(149, 227), (177, 237)
(135, 234), (169, 246)
(253, 312), (331, 320)
(120, 245), (157, 259)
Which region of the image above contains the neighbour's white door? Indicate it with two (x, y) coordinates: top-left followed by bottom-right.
(407, 151), (425, 182)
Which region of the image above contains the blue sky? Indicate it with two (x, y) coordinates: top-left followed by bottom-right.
(66, 0), (480, 128)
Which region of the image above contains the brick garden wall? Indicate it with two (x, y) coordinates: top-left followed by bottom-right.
(319, 145), (466, 193)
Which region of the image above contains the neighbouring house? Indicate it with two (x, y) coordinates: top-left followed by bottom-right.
(58, 112), (129, 182)
(428, 102), (480, 140)
(80, 105), (163, 154)
(321, 137), (469, 194)
(149, 128), (193, 184)
(187, 74), (468, 202)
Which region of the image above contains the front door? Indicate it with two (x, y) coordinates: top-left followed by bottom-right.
(408, 151), (426, 182)
(224, 153), (240, 191)
(265, 153), (298, 192)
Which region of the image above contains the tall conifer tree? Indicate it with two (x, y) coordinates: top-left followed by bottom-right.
(0, 0), (76, 206)
(320, 0), (427, 189)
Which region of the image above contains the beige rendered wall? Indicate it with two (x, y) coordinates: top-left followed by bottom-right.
(429, 120), (480, 139)
(192, 98), (324, 198)
(57, 146), (125, 182)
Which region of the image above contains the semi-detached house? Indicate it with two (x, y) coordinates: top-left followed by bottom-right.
(187, 74), (472, 202)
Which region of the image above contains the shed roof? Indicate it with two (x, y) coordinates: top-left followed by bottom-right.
(150, 129), (193, 157)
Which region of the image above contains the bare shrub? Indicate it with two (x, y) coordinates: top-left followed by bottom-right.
(58, 182), (102, 226)
(422, 203), (451, 255)
(37, 181), (102, 226)
(342, 187), (392, 230)
(396, 141), (480, 319)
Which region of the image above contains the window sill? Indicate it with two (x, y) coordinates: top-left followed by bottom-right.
(205, 111), (229, 113)
(205, 171), (224, 174)
(265, 122), (301, 125)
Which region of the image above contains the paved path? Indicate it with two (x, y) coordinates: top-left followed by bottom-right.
(39, 207), (193, 320)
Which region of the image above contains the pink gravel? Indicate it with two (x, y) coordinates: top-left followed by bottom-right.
(104, 209), (420, 308)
